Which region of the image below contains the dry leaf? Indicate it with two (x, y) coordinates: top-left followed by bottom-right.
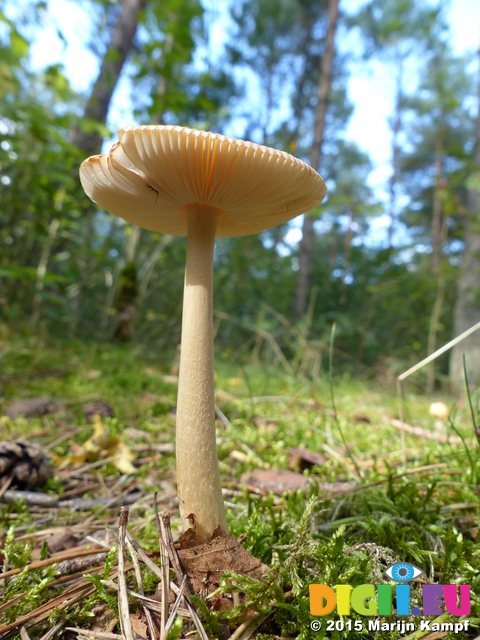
(241, 469), (355, 497)
(130, 613), (148, 639)
(82, 401), (114, 420)
(69, 416), (137, 474)
(109, 439), (137, 475)
(178, 528), (267, 597)
(47, 529), (80, 554)
(287, 447), (328, 472)
(241, 469), (310, 494)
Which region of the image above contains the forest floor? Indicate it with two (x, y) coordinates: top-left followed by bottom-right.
(0, 338), (479, 640)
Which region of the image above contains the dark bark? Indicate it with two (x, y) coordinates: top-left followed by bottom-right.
(431, 132), (444, 272)
(288, 25), (315, 148)
(294, 0), (339, 317)
(450, 52), (480, 393)
(71, 0), (145, 156)
(70, 0), (144, 333)
(426, 131), (445, 393)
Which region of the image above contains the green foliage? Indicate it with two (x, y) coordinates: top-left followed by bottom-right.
(0, 0), (477, 381)
(2, 339), (480, 637)
(165, 614), (184, 640)
(1, 526), (60, 625)
(83, 545), (119, 615)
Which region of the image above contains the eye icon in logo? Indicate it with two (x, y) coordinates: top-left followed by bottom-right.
(385, 562), (423, 582)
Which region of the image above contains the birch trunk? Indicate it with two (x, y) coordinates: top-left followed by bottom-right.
(450, 52), (480, 394)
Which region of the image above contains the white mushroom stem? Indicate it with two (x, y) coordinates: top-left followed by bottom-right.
(176, 205), (228, 543)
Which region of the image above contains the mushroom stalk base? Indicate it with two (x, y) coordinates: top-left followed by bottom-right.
(176, 206), (228, 543)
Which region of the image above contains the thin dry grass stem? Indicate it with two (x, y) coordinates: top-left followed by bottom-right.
(160, 576), (186, 640)
(295, 286), (322, 378)
(100, 579), (166, 615)
(66, 630), (124, 640)
(125, 528), (208, 640)
(74, 458), (116, 475)
(38, 619), (66, 640)
(227, 611), (270, 640)
(398, 321), (480, 382)
(440, 501), (478, 511)
(19, 627), (31, 640)
(321, 443), (361, 482)
(215, 406), (265, 467)
(227, 589), (295, 640)
(0, 594), (24, 616)
(12, 520), (117, 543)
(85, 535), (112, 550)
(154, 494), (170, 636)
(0, 580), (95, 639)
(0, 566), (107, 618)
(262, 302), (294, 332)
(117, 507), (134, 640)
(0, 545), (106, 581)
(396, 321), (480, 461)
(125, 533), (157, 640)
(389, 418), (473, 446)
(0, 476), (13, 500)
(157, 513), (196, 604)
(157, 513), (208, 640)
(317, 463), (449, 503)
(44, 428), (82, 451)
(214, 310), (293, 375)
(125, 531), (163, 580)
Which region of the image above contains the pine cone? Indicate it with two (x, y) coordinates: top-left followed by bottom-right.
(0, 440), (54, 489)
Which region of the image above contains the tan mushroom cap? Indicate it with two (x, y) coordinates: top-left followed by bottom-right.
(80, 125), (327, 238)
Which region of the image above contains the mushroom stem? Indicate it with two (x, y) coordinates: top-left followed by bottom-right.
(176, 205), (228, 543)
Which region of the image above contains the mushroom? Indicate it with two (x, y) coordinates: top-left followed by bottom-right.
(80, 125), (327, 543)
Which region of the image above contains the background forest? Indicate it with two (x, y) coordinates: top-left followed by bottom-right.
(1, 0), (479, 393)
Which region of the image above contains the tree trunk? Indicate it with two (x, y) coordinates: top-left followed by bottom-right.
(340, 202), (354, 307)
(426, 131), (445, 393)
(294, 0), (340, 317)
(450, 52), (480, 394)
(71, 0), (144, 332)
(387, 55), (403, 248)
(31, 218), (60, 327)
(431, 131), (444, 272)
(71, 0), (145, 156)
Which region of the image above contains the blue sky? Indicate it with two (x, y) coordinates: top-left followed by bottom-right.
(12, 0), (480, 245)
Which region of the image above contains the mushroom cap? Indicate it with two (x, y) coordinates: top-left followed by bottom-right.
(80, 125), (327, 238)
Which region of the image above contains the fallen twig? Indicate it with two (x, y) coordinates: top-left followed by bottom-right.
(60, 492), (143, 511)
(389, 418), (472, 446)
(0, 490), (58, 508)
